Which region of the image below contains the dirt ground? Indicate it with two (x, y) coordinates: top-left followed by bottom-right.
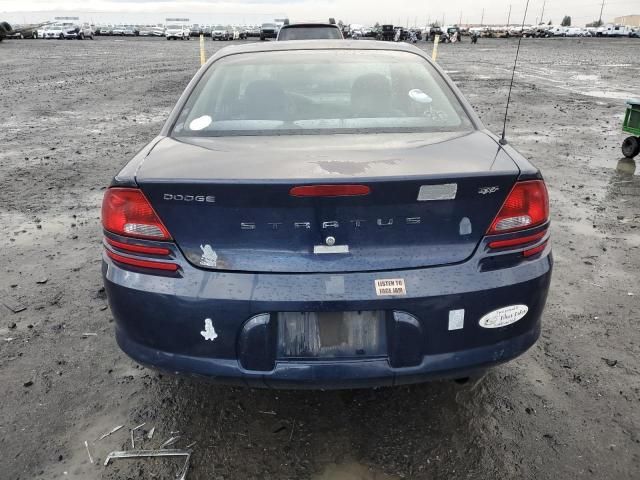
(0, 36), (638, 480)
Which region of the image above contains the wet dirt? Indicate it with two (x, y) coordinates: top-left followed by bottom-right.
(0, 37), (638, 479)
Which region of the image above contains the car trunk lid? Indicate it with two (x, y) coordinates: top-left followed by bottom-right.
(136, 131), (520, 273)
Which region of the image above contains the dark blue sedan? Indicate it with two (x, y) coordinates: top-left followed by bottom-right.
(101, 41), (552, 389)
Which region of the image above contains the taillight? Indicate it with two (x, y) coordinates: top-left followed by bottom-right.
(290, 184), (370, 197)
(102, 188), (171, 240)
(487, 180), (549, 234)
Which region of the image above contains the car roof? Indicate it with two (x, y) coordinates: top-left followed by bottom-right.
(280, 23), (340, 29)
(209, 39), (423, 59)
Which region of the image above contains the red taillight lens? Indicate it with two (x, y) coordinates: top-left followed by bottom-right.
(487, 180), (549, 234)
(290, 184), (370, 197)
(102, 188), (171, 240)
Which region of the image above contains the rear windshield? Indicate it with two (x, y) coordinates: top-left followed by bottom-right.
(172, 50), (473, 137)
(279, 26), (342, 40)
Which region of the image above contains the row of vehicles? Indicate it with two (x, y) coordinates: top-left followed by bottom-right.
(2, 22), (94, 39)
(6, 20), (638, 42)
(39, 23), (94, 40)
(94, 23), (259, 39)
(470, 23), (639, 38)
(349, 23), (639, 42)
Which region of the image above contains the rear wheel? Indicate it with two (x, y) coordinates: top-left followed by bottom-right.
(79, 33), (84, 40)
(622, 136), (640, 158)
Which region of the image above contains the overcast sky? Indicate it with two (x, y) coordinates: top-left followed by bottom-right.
(0, 0), (637, 26)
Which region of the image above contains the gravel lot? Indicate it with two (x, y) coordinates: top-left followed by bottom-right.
(0, 36), (638, 480)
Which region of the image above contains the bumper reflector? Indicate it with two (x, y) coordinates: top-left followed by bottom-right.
(488, 230), (546, 249)
(105, 237), (171, 256)
(106, 250), (179, 272)
(523, 241), (548, 258)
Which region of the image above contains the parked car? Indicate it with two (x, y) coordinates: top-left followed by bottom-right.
(123, 25), (136, 36)
(6, 25), (39, 39)
(42, 25), (65, 39)
(629, 28), (639, 38)
(260, 22), (278, 40)
(111, 25), (126, 36)
(247, 26), (261, 37)
(211, 25), (231, 41)
(598, 24), (632, 37)
(428, 26), (443, 41)
(548, 26), (566, 37)
(564, 27), (584, 37)
(165, 24), (190, 40)
(59, 24), (94, 40)
(379, 24), (395, 41)
(276, 21), (343, 41)
(101, 40), (552, 389)
(99, 26), (113, 35)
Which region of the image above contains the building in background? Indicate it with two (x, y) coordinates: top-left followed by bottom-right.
(614, 15), (640, 27)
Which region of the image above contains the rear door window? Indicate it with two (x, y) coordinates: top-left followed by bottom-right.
(172, 50), (473, 137)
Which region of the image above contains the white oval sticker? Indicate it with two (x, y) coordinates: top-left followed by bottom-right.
(479, 305), (528, 329)
(189, 115), (212, 131)
(408, 88), (433, 104)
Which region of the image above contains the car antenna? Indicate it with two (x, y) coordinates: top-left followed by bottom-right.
(499, 0), (531, 146)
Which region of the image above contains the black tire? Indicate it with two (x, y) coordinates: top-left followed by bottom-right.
(79, 33), (84, 40)
(622, 136), (640, 159)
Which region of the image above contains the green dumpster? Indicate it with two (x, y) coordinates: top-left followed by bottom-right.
(622, 99), (640, 158)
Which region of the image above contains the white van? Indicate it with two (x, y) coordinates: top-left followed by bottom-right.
(598, 24), (632, 37)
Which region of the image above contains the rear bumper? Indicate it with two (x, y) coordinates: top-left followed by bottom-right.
(116, 325), (540, 389)
(103, 242), (552, 389)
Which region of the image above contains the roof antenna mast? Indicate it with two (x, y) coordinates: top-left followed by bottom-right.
(499, 0), (531, 145)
